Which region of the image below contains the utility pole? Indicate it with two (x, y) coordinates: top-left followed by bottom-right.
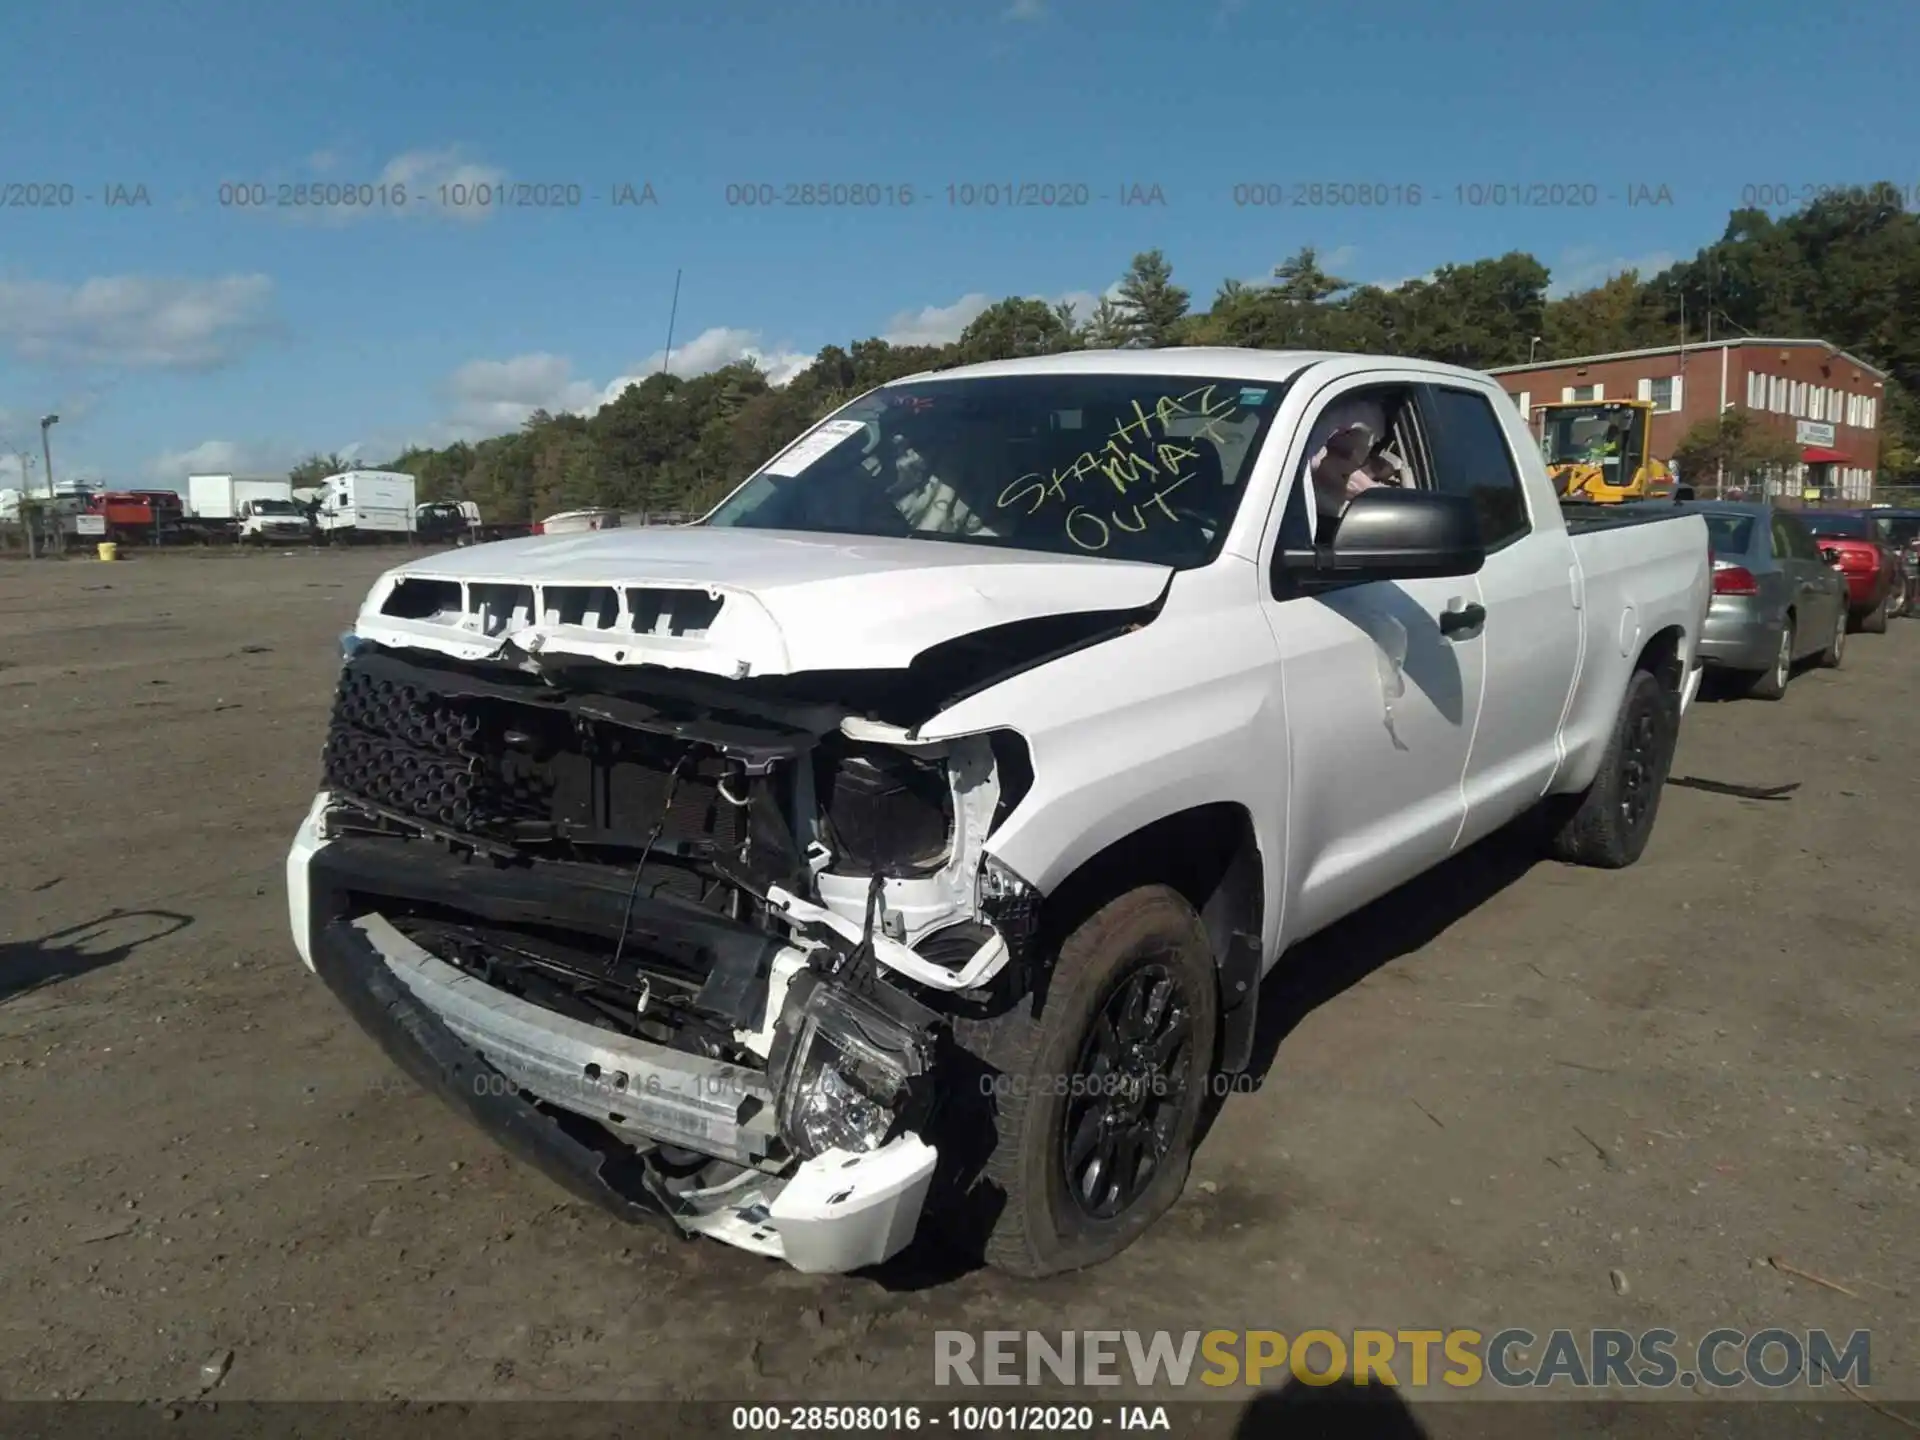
(660, 268), (682, 376)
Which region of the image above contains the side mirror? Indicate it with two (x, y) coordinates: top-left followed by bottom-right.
(1672, 485), (1695, 502)
(1278, 489), (1486, 591)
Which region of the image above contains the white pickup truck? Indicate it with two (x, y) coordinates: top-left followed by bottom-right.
(286, 349), (1710, 1278)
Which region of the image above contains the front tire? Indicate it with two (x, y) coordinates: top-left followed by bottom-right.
(964, 886), (1218, 1278)
(1862, 595), (1890, 633)
(1546, 667), (1679, 869)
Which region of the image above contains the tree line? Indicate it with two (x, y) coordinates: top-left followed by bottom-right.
(291, 188), (1920, 519)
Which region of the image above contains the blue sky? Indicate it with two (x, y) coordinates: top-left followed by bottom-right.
(2, 0), (1914, 491)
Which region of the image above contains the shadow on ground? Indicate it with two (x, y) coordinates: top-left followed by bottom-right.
(1205, 820), (1544, 1145)
(1233, 1376), (1430, 1438)
(0, 909), (193, 1004)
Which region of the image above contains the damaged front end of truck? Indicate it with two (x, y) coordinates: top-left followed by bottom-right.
(288, 570), (1151, 1273)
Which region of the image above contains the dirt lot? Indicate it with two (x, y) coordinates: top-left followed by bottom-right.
(1, 548), (1914, 1417)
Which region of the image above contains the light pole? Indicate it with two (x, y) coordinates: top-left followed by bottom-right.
(40, 414), (60, 555)
(40, 414), (58, 499)
(1529, 335), (1544, 363)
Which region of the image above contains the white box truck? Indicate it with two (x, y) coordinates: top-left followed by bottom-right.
(186, 474), (312, 544)
(315, 471), (417, 543)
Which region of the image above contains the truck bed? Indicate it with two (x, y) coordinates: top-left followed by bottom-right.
(1560, 499), (1697, 536)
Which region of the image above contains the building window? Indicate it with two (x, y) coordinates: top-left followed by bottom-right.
(1865, 397), (1876, 429)
(1771, 376), (1787, 412)
(1644, 375), (1679, 412)
(1847, 394), (1859, 427)
(1747, 372), (1765, 408)
(1568, 383), (1600, 401)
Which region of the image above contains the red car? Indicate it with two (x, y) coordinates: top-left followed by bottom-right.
(1802, 510), (1897, 632)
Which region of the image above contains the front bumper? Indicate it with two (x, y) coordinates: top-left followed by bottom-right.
(288, 795), (939, 1273)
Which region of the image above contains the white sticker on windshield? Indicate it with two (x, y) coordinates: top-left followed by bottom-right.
(763, 419), (867, 477)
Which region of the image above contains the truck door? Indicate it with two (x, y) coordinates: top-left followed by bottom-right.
(1257, 378), (1486, 942)
(1419, 382), (1582, 842)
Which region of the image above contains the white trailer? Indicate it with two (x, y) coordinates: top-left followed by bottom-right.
(186, 474), (311, 543)
(315, 471), (417, 543)
(188, 474), (292, 519)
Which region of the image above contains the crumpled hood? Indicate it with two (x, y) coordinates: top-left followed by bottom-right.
(353, 525), (1171, 677)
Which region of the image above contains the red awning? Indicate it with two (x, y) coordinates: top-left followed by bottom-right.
(1802, 446), (1849, 464)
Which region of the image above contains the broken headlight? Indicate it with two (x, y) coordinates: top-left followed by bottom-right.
(774, 972), (933, 1160)
(976, 853), (1042, 964)
(822, 746), (953, 876)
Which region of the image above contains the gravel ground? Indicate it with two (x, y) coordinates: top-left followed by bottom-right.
(0, 548), (1913, 1425)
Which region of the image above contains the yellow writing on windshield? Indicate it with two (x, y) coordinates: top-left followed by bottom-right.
(1065, 473), (1194, 553)
(995, 386), (1238, 547)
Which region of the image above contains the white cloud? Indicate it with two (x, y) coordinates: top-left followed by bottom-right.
(879, 284), (1120, 347)
(424, 332), (818, 446)
(273, 147), (511, 228)
(1365, 271), (1436, 291)
(1320, 245), (1358, 272)
(147, 438), (301, 481)
(635, 326), (816, 387)
(881, 293), (994, 346)
(444, 352), (605, 431)
(1548, 248), (1677, 299)
(377, 147), (509, 225)
(1003, 0), (1047, 18)
(0, 273), (277, 369)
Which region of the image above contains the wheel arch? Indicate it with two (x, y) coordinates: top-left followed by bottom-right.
(1033, 801), (1265, 1073)
(1635, 622), (1688, 693)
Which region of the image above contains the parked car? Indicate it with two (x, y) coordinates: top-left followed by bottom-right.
(1802, 510), (1897, 632)
(1679, 500), (1848, 698)
(1865, 508), (1920, 619)
(287, 349), (1711, 1277)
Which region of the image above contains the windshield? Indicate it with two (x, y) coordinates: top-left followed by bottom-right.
(704, 373), (1287, 567)
(1870, 514), (1920, 546)
(1702, 514), (1755, 555)
(1541, 403), (1640, 469)
(1803, 512), (1871, 539)
(251, 499), (300, 515)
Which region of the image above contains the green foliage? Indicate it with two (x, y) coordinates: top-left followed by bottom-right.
(289, 452), (351, 488)
(1114, 249), (1190, 348)
(955, 297), (1076, 364)
(1674, 409), (1803, 485)
(353, 188), (1920, 517)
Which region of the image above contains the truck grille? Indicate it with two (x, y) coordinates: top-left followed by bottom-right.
(321, 657), (747, 864)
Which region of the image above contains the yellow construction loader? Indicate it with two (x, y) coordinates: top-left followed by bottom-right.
(1535, 398), (1675, 503)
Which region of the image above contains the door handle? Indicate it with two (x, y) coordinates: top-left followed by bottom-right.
(1439, 603), (1486, 637)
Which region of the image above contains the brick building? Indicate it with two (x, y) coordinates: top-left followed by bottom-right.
(1487, 339), (1886, 504)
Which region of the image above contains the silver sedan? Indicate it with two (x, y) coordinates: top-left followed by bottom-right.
(1689, 500), (1849, 700)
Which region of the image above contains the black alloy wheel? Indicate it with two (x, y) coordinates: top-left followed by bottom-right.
(1059, 960), (1195, 1221)
(1617, 691), (1663, 831)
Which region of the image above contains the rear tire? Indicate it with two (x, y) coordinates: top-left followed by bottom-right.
(1546, 667), (1679, 870)
(1817, 606), (1846, 668)
(958, 885), (1218, 1279)
(1862, 596), (1889, 634)
(1745, 620), (1794, 701)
